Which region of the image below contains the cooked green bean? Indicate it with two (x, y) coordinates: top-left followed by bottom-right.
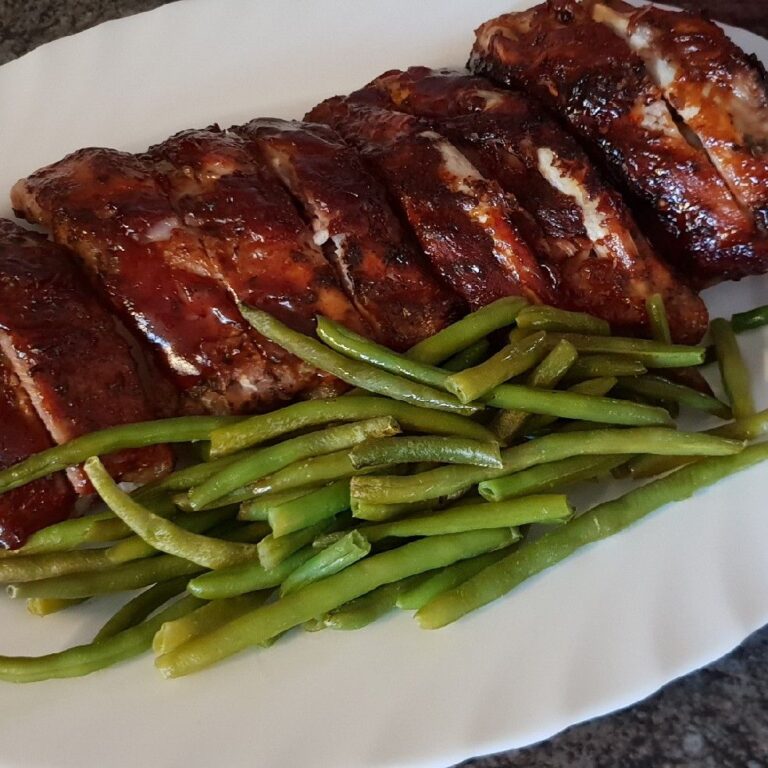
(26, 598), (87, 616)
(406, 297), (528, 364)
(153, 592), (270, 655)
(0, 549), (111, 584)
(316, 317), (449, 388)
(240, 307), (478, 415)
(361, 495), (569, 541)
(138, 452), (252, 497)
(188, 417), (401, 510)
(351, 491), (465, 523)
(442, 339), (492, 372)
(417, 441), (768, 629)
(444, 332), (547, 403)
(156, 528), (516, 677)
(563, 355), (647, 381)
(0, 595), (202, 683)
(397, 549), (510, 611)
(257, 519), (336, 571)
(351, 427), (743, 505)
(281, 531), (371, 595)
(209, 397), (495, 459)
(487, 455), (627, 499)
(713, 409), (768, 440)
(493, 339), (578, 442)
(516, 305), (610, 336)
(485, 381), (669, 427)
(350, 436), (503, 470)
(308, 582), (403, 631)
(523, 377), (618, 434)
(94, 577), (190, 641)
(0, 416), (238, 495)
(188, 547), (315, 599)
(239, 489), (313, 522)
(711, 318), (755, 419)
(617, 375), (731, 419)
(267, 481), (350, 537)
(85, 458), (259, 570)
(646, 293), (672, 344)
(731, 304), (768, 334)
(543, 333), (706, 368)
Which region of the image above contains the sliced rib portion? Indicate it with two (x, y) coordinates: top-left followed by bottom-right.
(11, 149), (321, 414)
(592, 0), (768, 232)
(235, 119), (464, 350)
(0, 355), (74, 549)
(365, 67), (709, 343)
(307, 97), (555, 308)
(470, 0), (767, 286)
(149, 127), (367, 339)
(0, 219), (173, 493)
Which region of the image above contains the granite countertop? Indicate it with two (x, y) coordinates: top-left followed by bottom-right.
(1, 1), (767, 766)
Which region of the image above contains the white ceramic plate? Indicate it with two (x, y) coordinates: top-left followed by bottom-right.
(0, 2), (767, 767)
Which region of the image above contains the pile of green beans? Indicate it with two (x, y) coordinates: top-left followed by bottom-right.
(0, 296), (764, 683)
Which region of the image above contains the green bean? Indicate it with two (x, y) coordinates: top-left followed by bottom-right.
(239, 489), (314, 522)
(10, 550), (204, 601)
(94, 576), (190, 641)
(485, 381), (670, 427)
(240, 307), (478, 415)
(0, 595), (202, 683)
(308, 582), (403, 631)
(362, 495), (569, 541)
(316, 317), (449, 388)
(0, 549), (111, 584)
(731, 304), (768, 334)
(257, 519), (337, 570)
(351, 428), (743, 505)
(153, 592), (270, 655)
(350, 436), (503, 470)
(417, 441), (768, 629)
(617, 375), (731, 419)
(105, 507), (237, 564)
(563, 355), (647, 381)
(523, 377), (618, 434)
(516, 305), (610, 336)
(188, 547), (315, 599)
(138, 452), (252, 497)
(85, 458), (259, 570)
(622, 454), (697, 480)
(156, 528), (515, 677)
(542, 333), (706, 368)
(442, 339), (492, 372)
(397, 549), (511, 610)
(268, 481), (350, 537)
(26, 598), (88, 616)
(646, 293), (672, 344)
(281, 531), (371, 595)
(711, 318), (755, 419)
(713, 409), (768, 440)
(0, 416), (238, 495)
(493, 339), (578, 442)
(444, 332), (548, 403)
(406, 297), (528, 364)
(351, 490), (466, 522)
(188, 417), (401, 510)
(489, 455), (628, 499)
(209, 397), (495, 460)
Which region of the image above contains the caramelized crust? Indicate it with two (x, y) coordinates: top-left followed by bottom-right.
(470, 0), (768, 286)
(0, 356), (73, 549)
(307, 97), (555, 308)
(11, 149), (321, 414)
(0, 220), (173, 491)
(365, 67), (708, 342)
(236, 119), (464, 350)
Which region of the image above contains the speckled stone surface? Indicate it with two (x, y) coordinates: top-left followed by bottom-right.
(1, 2), (767, 766)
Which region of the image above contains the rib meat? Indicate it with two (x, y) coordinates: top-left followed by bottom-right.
(307, 96), (555, 308)
(0, 355), (74, 549)
(364, 67), (708, 342)
(0, 219), (174, 493)
(11, 149), (325, 414)
(470, 0), (768, 286)
(234, 119), (464, 350)
(592, 0), (768, 233)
